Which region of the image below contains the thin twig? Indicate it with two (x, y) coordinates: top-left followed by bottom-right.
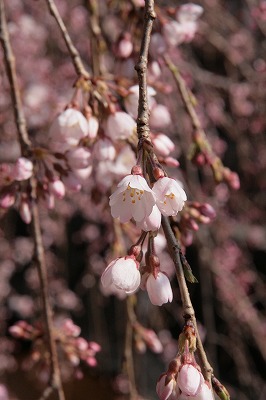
(135, 0), (156, 143)
(45, 0), (90, 79)
(161, 216), (213, 383)
(0, 2), (65, 399)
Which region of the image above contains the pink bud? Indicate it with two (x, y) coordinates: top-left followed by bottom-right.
(146, 272), (173, 306)
(49, 179), (65, 199)
(156, 373), (175, 400)
(12, 157), (33, 181)
(199, 203), (216, 219)
(62, 173), (82, 192)
(0, 193), (15, 208)
(177, 364), (204, 396)
(86, 356), (97, 367)
(93, 138), (116, 161)
(66, 147), (91, 169)
(117, 34), (133, 58)
(150, 104), (172, 130)
(105, 111), (136, 141)
(164, 157), (180, 167)
(152, 133), (175, 157)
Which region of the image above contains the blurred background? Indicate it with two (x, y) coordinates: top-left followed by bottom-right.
(0, 0), (265, 399)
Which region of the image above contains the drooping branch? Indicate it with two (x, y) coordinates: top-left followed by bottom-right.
(161, 216), (213, 383)
(135, 0), (156, 143)
(0, 2), (65, 399)
(45, 0), (90, 79)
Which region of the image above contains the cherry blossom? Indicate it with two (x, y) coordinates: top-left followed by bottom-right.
(156, 373), (176, 400)
(152, 133), (175, 157)
(49, 108), (89, 149)
(145, 272), (173, 306)
(105, 111), (136, 141)
(135, 204), (161, 232)
(150, 104), (172, 129)
(153, 177), (187, 216)
(12, 157), (33, 181)
(101, 256), (141, 294)
(109, 174), (156, 223)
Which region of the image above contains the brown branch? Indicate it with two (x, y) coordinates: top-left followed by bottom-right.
(0, 2), (65, 399)
(0, 1), (31, 154)
(135, 0), (156, 143)
(45, 0), (90, 79)
(161, 216), (213, 383)
(164, 54), (230, 183)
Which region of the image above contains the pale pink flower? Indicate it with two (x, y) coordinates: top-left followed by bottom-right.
(117, 35), (133, 58)
(150, 104), (172, 130)
(124, 85), (156, 119)
(177, 364), (204, 396)
(177, 3), (204, 24)
(93, 138), (116, 161)
(136, 204), (161, 232)
(66, 147), (91, 169)
(156, 373), (176, 400)
(12, 157), (33, 181)
(153, 177), (187, 216)
(146, 272), (173, 306)
(163, 21), (188, 47)
(109, 174), (156, 223)
(73, 165), (93, 181)
(49, 178), (65, 199)
(152, 134), (175, 157)
(49, 108), (89, 148)
(101, 256), (141, 294)
(105, 111), (136, 141)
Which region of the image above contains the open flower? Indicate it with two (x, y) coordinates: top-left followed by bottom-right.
(109, 174), (156, 223)
(101, 256), (141, 294)
(135, 204), (161, 232)
(145, 272), (173, 306)
(153, 177), (187, 217)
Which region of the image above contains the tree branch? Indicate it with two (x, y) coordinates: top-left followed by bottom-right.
(45, 0), (90, 79)
(0, 2), (65, 399)
(135, 0), (156, 143)
(161, 216), (213, 383)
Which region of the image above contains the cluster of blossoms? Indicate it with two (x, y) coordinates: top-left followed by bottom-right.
(9, 319), (101, 377)
(156, 324), (214, 400)
(101, 167), (187, 305)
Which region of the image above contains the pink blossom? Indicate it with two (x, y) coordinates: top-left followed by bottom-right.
(101, 256), (141, 294)
(66, 147), (91, 169)
(0, 193), (15, 209)
(93, 138), (116, 161)
(153, 177), (187, 216)
(146, 272), (173, 306)
(109, 174), (156, 223)
(178, 382), (214, 399)
(49, 108), (89, 148)
(150, 104), (172, 129)
(49, 178), (65, 199)
(177, 4), (204, 24)
(62, 173), (82, 192)
(12, 157), (33, 181)
(73, 165), (93, 181)
(156, 373), (176, 400)
(136, 204), (161, 232)
(117, 34), (133, 58)
(105, 111), (136, 141)
(152, 133), (175, 157)
(177, 364), (204, 396)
